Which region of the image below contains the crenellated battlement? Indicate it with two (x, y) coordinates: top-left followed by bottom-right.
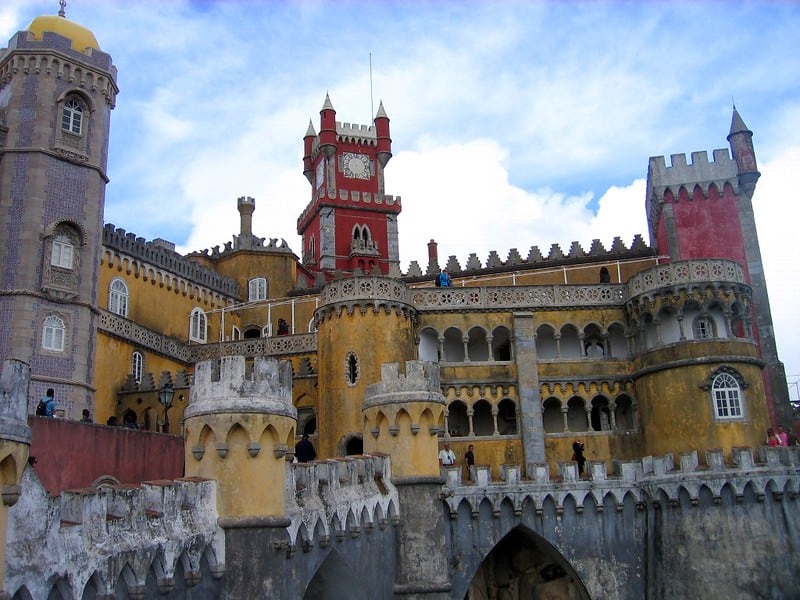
(5, 470), (222, 599)
(442, 446), (800, 519)
(405, 234), (652, 279)
(185, 357), (295, 419)
(336, 121), (377, 143)
(364, 361), (444, 409)
(102, 224), (240, 298)
(284, 453), (399, 554)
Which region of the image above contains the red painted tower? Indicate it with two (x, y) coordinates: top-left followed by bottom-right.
(298, 95), (401, 280)
(646, 107), (790, 427)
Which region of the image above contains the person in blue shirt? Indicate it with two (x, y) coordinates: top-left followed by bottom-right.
(43, 388), (56, 417)
(438, 269), (452, 287)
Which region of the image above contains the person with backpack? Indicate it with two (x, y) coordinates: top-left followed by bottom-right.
(36, 388), (56, 417)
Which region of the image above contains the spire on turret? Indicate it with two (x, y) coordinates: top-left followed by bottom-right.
(319, 93), (337, 159)
(726, 106), (759, 194)
(374, 100), (392, 167)
(302, 120), (316, 183)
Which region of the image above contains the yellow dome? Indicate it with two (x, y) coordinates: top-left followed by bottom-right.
(26, 15), (100, 53)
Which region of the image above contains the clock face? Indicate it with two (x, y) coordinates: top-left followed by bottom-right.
(343, 152), (371, 179)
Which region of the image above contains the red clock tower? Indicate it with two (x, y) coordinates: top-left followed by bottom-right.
(298, 95), (401, 281)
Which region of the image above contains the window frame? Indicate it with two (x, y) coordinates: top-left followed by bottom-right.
(132, 351), (144, 384)
(693, 315), (716, 340)
(61, 98), (84, 135)
(109, 278), (129, 317)
(189, 308), (207, 343)
(711, 372), (743, 419)
(248, 277), (268, 302)
(51, 233), (74, 269)
(42, 315), (66, 352)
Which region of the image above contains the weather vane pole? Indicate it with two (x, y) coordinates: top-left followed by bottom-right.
(58, 0), (67, 18)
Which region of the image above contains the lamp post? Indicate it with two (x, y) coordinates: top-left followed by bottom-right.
(159, 384), (174, 433)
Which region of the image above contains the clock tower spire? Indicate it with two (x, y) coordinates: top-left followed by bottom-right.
(297, 96), (401, 279)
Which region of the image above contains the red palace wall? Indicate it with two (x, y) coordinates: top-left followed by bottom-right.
(662, 183), (747, 275)
(27, 416), (185, 496)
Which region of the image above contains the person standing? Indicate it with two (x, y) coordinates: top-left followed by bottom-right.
(767, 428), (781, 447)
(776, 426), (789, 446)
(80, 409), (93, 423)
(295, 433), (317, 463)
(464, 444), (475, 481)
(438, 269), (452, 287)
(41, 388), (56, 418)
(572, 439), (586, 476)
(438, 441), (456, 467)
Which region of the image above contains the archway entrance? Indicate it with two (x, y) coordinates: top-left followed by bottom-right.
(467, 527), (590, 599)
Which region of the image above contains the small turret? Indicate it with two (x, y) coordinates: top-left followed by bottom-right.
(318, 93), (337, 159)
(362, 361), (446, 478)
(302, 120), (316, 184)
(183, 357), (296, 520)
(374, 100), (392, 167)
(237, 196), (255, 237)
(727, 106), (760, 195)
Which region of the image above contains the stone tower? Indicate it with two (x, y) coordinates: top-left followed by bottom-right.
(363, 360), (451, 596)
(314, 276), (416, 458)
(645, 108), (790, 427)
(298, 95), (401, 278)
(183, 356), (297, 598)
(0, 12), (117, 417)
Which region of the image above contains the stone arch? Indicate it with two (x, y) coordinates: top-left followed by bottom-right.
(607, 321), (628, 357)
(497, 398), (517, 435)
(472, 399), (493, 436)
(417, 326), (439, 362)
(656, 304), (681, 344)
(491, 325), (512, 361)
(442, 326), (464, 362)
(302, 549), (368, 599)
(559, 323), (581, 358)
(542, 397), (563, 433)
(614, 394), (636, 431)
(462, 525), (590, 600)
(566, 396), (587, 432)
(535, 324), (557, 359)
(583, 322), (605, 358)
(590, 395), (612, 432)
(467, 326), (489, 361)
(447, 399), (469, 437)
(0, 453), (18, 486)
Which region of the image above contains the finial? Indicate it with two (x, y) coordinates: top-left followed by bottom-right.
(58, 0), (67, 18)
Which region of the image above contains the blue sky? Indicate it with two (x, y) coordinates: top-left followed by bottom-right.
(3, 1), (799, 398)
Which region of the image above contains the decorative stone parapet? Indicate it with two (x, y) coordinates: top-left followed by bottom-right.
(5, 473), (222, 599)
(284, 454), (399, 554)
(627, 258), (745, 298)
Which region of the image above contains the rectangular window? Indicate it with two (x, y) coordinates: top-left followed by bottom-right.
(51, 240), (73, 268)
(248, 277), (267, 301)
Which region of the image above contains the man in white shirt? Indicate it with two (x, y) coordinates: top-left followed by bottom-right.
(438, 442), (456, 466)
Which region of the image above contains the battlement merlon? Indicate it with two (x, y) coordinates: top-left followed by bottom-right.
(185, 357), (296, 419)
(647, 149), (739, 200)
(363, 361), (445, 409)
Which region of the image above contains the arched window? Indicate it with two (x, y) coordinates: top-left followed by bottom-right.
(446, 400), (469, 437)
(189, 308), (207, 343)
(542, 397), (563, 433)
(472, 400), (494, 436)
(497, 398), (518, 435)
(61, 98), (83, 134)
(132, 351), (144, 384)
(248, 277), (267, 301)
(417, 327), (439, 362)
(712, 372), (742, 419)
(51, 233), (74, 268)
(599, 267), (611, 283)
(42, 315), (65, 351)
(491, 326), (512, 361)
(109, 278), (129, 317)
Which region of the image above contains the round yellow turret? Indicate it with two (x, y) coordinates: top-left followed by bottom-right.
(27, 15), (100, 53)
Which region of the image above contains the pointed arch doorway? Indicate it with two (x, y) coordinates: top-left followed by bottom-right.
(466, 526), (590, 599)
